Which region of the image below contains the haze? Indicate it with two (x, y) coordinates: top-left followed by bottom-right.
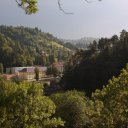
(0, 0), (128, 39)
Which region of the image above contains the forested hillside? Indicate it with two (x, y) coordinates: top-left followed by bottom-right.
(0, 26), (72, 69)
(62, 37), (99, 49)
(62, 30), (128, 96)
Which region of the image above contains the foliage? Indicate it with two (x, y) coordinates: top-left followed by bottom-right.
(0, 64), (128, 128)
(11, 75), (26, 84)
(90, 65), (128, 127)
(16, 0), (38, 14)
(63, 42), (78, 51)
(52, 65), (128, 128)
(34, 67), (39, 81)
(0, 25), (72, 69)
(62, 30), (128, 96)
(47, 66), (60, 77)
(51, 90), (90, 128)
(0, 80), (64, 128)
(0, 63), (3, 74)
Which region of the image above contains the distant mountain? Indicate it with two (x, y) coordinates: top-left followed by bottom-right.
(0, 26), (73, 69)
(62, 37), (99, 49)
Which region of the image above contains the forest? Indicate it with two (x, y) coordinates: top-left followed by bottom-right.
(0, 26), (73, 70)
(0, 0), (128, 127)
(0, 62), (128, 127)
(0, 28), (128, 128)
(62, 30), (128, 96)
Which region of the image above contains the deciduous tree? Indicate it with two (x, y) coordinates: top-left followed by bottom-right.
(0, 63), (3, 74)
(51, 90), (90, 128)
(0, 81), (64, 128)
(91, 65), (128, 127)
(34, 66), (39, 81)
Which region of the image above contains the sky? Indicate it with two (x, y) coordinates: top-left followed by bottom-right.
(0, 0), (128, 39)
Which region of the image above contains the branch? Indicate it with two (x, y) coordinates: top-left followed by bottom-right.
(15, 0), (21, 6)
(15, 0), (102, 14)
(58, 0), (73, 15)
(15, 0), (27, 11)
(15, 0), (38, 14)
(58, 0), (94, 14)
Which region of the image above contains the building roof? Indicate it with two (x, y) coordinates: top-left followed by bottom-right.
(7, 66), (47, 73)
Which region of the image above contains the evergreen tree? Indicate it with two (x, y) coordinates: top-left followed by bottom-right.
(34, 67), (39, 81)
(62, 30), (128, 96)
(0, 63), (3, 74)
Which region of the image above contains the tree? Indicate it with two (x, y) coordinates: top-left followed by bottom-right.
(35, 54), (47, 66)
(0, 26), (71, 67)
(51, 90), (90, 128)
(62, 30), (128, 96)
(90, 65), (128, 127)
(34, 66), (39, 81)
(0, 81), (64, 128)
(0, 63), (3, 74)
(11, 75), (26, 84)
(47, 66), (59, 77)
(50, 64), (128, 128)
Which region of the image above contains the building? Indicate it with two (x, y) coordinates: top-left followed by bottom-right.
(2, 74), (17, 80)
(6, 66), (47, 81)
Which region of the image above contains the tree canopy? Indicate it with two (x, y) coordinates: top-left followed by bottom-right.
(0, 80), (64, 128)
(51, 90), (90, 128)
(62, 30), (128, 96)
(0, 25), (72, 70)
(90, 65), (128, 127)
(51, 65), (128, 128)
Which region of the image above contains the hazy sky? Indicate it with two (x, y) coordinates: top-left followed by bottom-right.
(0, 0), (128, 39)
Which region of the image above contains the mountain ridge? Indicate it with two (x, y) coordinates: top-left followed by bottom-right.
(61, 37), (99, 49)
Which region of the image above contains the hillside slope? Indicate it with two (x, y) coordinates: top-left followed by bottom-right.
(0, 26), (73, 69)
(62, 37), (99, 49)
